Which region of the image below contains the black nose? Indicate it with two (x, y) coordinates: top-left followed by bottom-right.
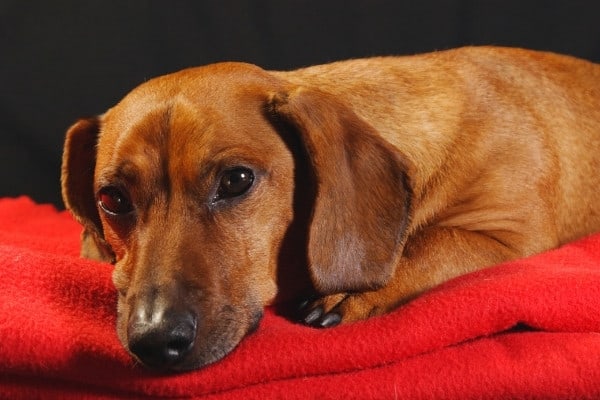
(128, 309), (197, 369)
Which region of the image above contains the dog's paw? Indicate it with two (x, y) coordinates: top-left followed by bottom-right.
(297, 292), (384, 328)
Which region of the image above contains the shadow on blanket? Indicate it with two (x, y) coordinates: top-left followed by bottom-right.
(1, 196), (599, 399)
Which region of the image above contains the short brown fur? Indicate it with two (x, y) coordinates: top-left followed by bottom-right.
(61, 47), (600, 371)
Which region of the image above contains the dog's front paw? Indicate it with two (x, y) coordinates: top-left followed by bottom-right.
(297, 292), (384, 328)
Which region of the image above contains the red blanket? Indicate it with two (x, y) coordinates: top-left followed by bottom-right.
(1, 196), (599, 399)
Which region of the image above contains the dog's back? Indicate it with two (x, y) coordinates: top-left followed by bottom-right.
(275, 46), (600, 246)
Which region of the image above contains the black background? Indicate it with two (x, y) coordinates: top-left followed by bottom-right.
(2, 1), (599, 207)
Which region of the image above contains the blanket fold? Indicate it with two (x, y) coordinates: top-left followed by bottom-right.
(1, 196), (599, 399)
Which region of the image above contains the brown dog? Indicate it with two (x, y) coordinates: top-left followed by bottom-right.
(61, 46), (600, 371)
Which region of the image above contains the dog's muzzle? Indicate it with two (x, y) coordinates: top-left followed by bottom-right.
(127, 300), (197, 369)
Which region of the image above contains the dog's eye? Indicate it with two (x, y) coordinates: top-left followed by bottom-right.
(217, 167), (255, 200)
(98, 187), (133, 215)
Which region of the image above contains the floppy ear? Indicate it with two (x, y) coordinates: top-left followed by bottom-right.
(61, 117), (115, 263)
(268, 88), (412, 294)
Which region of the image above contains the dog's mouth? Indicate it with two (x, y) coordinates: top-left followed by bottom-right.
(118, 302), (264, 372)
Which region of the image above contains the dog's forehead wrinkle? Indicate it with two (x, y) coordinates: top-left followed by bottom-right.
(99, 106), (202, 205)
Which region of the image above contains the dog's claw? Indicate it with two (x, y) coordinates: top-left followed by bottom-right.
(318, 312), (341, 328)
(297, 299), (311, 311)
(298, 293), (349, 327)
(297, 296), (317, 312)
(300, 303), (342, 328)
(303, 306), (324, 325)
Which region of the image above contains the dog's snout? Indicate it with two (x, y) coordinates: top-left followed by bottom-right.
(128, 306), (197, 369)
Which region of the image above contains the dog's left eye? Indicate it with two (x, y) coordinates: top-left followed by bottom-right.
(216, 167), (255, 200)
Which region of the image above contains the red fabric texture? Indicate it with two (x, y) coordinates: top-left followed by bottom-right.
(1, 196), (599, 399)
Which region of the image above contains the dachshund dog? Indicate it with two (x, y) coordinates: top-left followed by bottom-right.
(61, 46), (600, 371)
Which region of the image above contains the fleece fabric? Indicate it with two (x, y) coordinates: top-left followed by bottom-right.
(0, 196), (599, 399)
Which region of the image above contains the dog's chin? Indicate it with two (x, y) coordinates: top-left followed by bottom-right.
(165, 314), (263, 373)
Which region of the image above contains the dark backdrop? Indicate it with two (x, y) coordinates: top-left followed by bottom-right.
(2, 1), (599, 207)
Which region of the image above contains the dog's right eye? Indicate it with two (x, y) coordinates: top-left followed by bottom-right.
(215, 167), (255, 201)
(98, 187), (134, 215)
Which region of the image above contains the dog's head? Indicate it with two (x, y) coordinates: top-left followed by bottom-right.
(61, 63), (411, 371)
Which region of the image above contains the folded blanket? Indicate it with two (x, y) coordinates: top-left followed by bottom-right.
(1, 196), (599, 399)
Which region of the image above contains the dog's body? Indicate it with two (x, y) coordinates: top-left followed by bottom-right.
(61, 46), (600, 371)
